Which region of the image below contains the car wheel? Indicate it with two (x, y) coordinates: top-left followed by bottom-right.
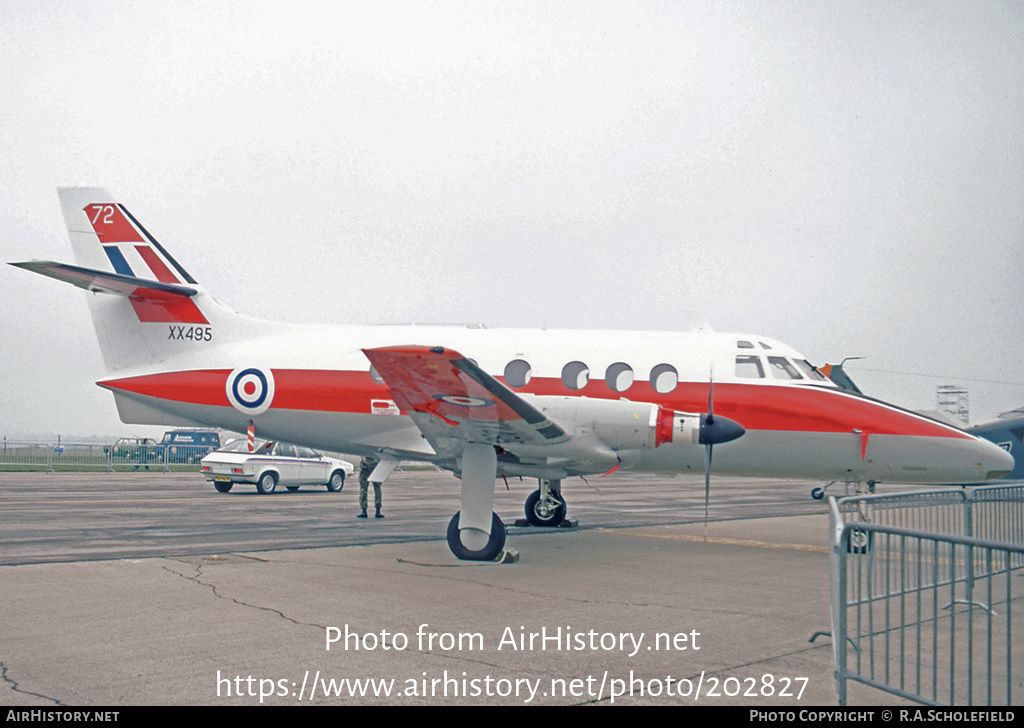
(256, 472), (278, 494)
(326, 470), (345, 492)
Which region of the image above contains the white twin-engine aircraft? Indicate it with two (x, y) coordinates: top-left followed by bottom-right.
(12, 187), (1014, 560)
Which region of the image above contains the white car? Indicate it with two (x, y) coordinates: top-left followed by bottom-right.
(201, 439), (354, 494)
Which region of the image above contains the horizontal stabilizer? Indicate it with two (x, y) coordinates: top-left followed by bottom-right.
(10, 260), (208, 324)
(10, 260), (197, 297)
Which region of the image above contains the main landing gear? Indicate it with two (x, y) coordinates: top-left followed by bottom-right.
(446, 443), (507, 561)
(446, 511), (506, 561)
(443, 451), (569, 561)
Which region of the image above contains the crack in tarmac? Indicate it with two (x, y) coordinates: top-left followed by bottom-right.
(1, 660), (63, 705)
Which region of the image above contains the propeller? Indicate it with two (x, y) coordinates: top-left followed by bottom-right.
(697, 373), (745, 539)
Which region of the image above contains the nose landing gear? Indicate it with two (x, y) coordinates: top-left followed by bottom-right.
(811, 480), (877, 500)
(524, 479), (567, 527)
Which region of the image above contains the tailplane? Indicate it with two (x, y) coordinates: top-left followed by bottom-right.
(11, 187), (270, 372)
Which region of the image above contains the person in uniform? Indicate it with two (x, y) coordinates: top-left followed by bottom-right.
(358, 455), (383, 518)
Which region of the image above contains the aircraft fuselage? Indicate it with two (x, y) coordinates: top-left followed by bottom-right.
(96, 323), (1008, 486)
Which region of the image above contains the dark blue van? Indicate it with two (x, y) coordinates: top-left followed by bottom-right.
(161, 429), (221, 464)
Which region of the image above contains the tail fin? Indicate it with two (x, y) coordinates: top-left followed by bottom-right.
(12, 187), (268, 372)
(59, 187), (199, 288)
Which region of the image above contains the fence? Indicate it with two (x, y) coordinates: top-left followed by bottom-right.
(829, 484), (1024, 705)
(0, 440), (197, 471)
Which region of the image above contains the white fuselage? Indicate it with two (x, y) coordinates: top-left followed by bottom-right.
(97, 323), (1012, 486)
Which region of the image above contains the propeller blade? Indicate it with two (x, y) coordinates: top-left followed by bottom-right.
(703, 442), (712, 540)
(698, 367), (745, 540)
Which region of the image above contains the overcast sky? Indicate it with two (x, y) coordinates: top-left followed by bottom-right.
(1, 1), (1022, 440)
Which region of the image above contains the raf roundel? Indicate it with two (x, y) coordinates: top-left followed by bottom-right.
(226, 367), (275, 416)
(435, 395), (493, 408)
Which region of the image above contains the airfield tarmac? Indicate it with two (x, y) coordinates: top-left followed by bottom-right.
(0, 469), (913, 706)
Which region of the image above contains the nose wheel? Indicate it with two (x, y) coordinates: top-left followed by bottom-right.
(811, 480), (877, 500)
(525, 487), (566, 527)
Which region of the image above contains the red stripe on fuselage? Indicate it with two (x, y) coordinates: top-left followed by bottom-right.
(96, 369), (969, 440)
(98, 369), (373, 413)
(529, 379), (970, 440)
(100, 369), (230, 404)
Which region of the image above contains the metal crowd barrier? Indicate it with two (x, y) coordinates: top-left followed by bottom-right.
(0, 440), (172, 471)
(829, 484), (1024, 705)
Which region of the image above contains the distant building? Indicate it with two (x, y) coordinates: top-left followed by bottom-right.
(936, 384), (970, 425)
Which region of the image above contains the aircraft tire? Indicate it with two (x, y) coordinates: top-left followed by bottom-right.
(446, 512), (506, 561)
(811, 487), (824, 500)
(286, 485), (300, 492)
(214, 481), (233, 493)
(256, 471), (278, 494)
(524, 489), (566, 527)
(326, 470), (345, 492)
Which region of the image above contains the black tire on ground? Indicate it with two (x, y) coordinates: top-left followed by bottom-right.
(446, 512), (506, 561)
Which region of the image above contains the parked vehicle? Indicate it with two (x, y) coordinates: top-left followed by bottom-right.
(107, 437), (161, 466)
(161, 429), (221, 463)
(201, 439), (354, 494)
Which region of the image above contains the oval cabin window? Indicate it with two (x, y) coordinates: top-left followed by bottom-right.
(561, 361), (590, 390)
(504, 359), (532, 388)
(650, 364), (678, 394)
(605, 362), (634, 392)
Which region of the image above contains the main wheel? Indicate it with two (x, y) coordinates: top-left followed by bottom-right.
(525, 489), (566, 527)
(446, 512), (506, 561)
(214, 481), (233, 493)
(326, 470), (345, 492)
(256, 471), (278, 494)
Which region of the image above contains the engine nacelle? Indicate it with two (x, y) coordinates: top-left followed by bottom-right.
(520, 394), (702, 452)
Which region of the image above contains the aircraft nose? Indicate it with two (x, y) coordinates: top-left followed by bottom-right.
(978, 437), (1015, 481)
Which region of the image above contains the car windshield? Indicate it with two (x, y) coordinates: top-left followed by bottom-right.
(216, 439), (317, 457)
(218, 439), (268, 453)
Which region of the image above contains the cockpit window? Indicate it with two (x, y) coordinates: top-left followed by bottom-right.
(737, 340), (755, 349)
(735, 355), (765, 379)
(767, 356), (803, 380)
(795, 359), (828, 381)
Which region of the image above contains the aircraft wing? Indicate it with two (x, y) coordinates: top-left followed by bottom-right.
(363, 345), (569, 450)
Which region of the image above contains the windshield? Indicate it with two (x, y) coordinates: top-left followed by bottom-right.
(217, 439), (317, 457)
(218, 439), (268, 453)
